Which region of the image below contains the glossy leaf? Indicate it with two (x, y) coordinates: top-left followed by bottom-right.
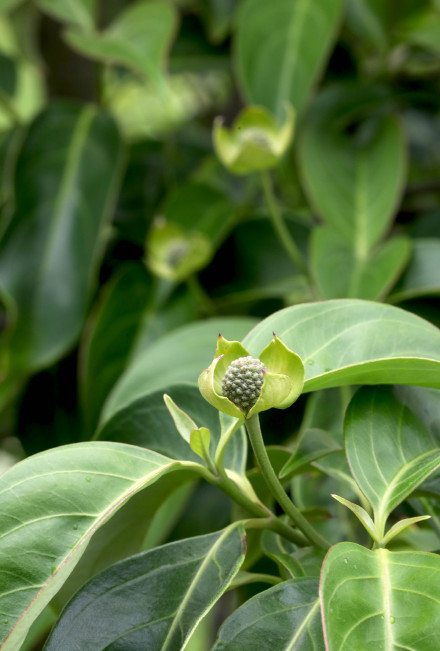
(36, 0), (96, 29)
(213, 578), (324, 650)
(345, 386), (440, 537)
(235, 0), (343, 118)
(65, 1), (177, 81)
(45, 525), (246, 651)
(300, 95), (406, 253)
(243, 300), (440, 392)
(0, 441), (200, 650)
(321, 541), (440, 650)
(102, 316), (257, 422)
(311, 227), (411, 300)
(96, 384), (247, 475)
(0, 104), (124, 374)
(389, 238), (440, 302)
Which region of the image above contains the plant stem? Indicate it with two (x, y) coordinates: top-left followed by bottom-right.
(260, 170), (308, 275)
(245, 414), (330, 549)
(184, 461), (308, 546)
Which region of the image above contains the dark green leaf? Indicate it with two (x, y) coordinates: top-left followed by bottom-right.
(213, 578), (324, 649)
(45, 525), (246, 651)
(280, 429), (342, 480)
(0, 103), (124, 374)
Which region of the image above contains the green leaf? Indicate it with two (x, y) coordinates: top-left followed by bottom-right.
(65, 1), (178, 81)
(300, 92), (406, 254)
(332, 494), (379, 543)
(190, 427), (211, 464)
(79, 263), (198, 433)
(164, 393), (199, 444)
(45, 525), (246, 651)
(389, 238), (440, 302)
(280, 429), (342, 480)
(243, 300), (440, 392)
(345, 386), (440, 537)
(261, 530), (302, 579)
(381, 515), (432, 547)
(36, 0), (96, 30)
(78, 263), (153, 433)
(0, 103), (124, 374)
(311, 227), (411, 300)
(321, 541), (440, 650)
(397, 8), (440, 54)
(0, 441), (199, 649)
(96, 384), (247, 475)
(102, 316), (258, 423)
(0, 0), (25, 13)
(235, 0), (343, 118)
(213, 578), (324, 649)
(160, 182), (236, 248)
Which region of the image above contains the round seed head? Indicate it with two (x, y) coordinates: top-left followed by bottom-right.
(222, 356), (266, 413)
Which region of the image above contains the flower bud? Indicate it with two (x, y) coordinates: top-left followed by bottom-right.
(198, 334), (304, 420)
(145, 217), (212, 282)
(213, 104), (295, 175)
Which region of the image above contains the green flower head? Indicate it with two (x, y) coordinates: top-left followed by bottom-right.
(213, 104), (295, 175)
(198, 334), (305, 420)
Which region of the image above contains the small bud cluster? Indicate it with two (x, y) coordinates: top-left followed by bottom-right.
(222, 356), (266, 412)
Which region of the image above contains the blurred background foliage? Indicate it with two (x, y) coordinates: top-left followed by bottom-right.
(0, 0), (440, 501)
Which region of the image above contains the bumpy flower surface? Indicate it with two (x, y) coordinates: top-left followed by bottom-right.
(222, 356), (266, 413)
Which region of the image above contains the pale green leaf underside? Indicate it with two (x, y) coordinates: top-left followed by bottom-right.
(0, 441), (189, 650)
(243, 300), (440, 392)
(45, 525), (246, 651)
(321, 542), (440, 650)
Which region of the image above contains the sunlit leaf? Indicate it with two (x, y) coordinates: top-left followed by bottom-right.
(0, 441), (201, 649)
(243, 300), (440, 392)
(321, 541), (440, 650)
